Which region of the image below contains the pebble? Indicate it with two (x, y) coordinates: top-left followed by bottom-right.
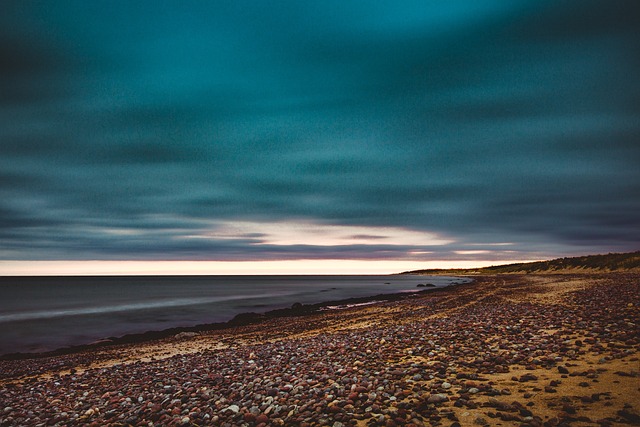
(224, 404), (240, 413)
(474, 416), (488, 425)
(427, 394), (449, 404)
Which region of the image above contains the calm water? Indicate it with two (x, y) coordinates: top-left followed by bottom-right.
(0, 275), (468, 355)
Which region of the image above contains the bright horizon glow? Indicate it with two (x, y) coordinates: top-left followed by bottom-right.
(0, 259), (537, 276)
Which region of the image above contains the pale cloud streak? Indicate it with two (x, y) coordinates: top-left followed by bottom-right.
(202, 221), (454, 247)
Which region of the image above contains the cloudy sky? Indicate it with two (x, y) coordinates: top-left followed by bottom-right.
(1, 0), (639, 274)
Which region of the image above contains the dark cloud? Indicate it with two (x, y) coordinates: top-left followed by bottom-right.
(1, 0), (639, 264)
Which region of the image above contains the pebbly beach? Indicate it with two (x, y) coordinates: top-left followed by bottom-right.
(1, 273), (638, 426)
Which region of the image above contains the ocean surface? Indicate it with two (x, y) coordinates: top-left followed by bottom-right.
(0, 275), (468, 355)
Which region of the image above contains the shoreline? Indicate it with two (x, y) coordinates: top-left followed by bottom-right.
(1, 273), (638, 426)
(0, 280), (467, 361)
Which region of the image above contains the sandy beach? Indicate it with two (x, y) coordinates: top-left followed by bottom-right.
(1, 273), (638, 426)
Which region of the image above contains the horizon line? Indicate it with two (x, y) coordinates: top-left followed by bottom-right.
(0, 259), (539, 276)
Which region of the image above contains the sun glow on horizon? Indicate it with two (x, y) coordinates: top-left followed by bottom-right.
(0, 259), (536, 276)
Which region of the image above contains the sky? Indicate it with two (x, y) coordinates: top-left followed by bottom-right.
(1, 0), (639, 275)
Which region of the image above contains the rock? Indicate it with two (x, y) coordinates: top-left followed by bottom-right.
(487, 397), (514, 411)
(328, 405), (341, 413)
(224, 405), (240, 414)
(519, 374), (538, 382)
(427, 394), (449, 404)
(474, 416), (488, 425)
(174, 332), (198, 339)
(230, 312), (265, 325)
(617, 409), (640, 423)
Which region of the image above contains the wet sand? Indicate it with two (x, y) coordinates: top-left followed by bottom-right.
(1, 273), (638, 426)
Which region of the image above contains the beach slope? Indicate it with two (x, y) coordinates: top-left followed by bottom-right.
(1, 273), (638, 426)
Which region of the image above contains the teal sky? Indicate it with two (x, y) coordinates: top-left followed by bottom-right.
(1, 0), (639, 269)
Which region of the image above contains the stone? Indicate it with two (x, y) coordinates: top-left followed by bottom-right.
(474, 416), (488, 425)
(427, 394), (449, 404)
(224, 405), (240, 414)
(174, 332), (198, 339)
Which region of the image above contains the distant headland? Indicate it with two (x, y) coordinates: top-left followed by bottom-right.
(401, 251), (640, 275)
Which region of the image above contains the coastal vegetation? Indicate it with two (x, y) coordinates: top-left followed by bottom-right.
(403, 251), (640, 275)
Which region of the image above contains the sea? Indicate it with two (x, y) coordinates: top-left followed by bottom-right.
(0, 275), (468, 355)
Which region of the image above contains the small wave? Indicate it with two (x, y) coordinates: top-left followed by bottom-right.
(321, 301), (382, 310)
(0, 291), (296, 323)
